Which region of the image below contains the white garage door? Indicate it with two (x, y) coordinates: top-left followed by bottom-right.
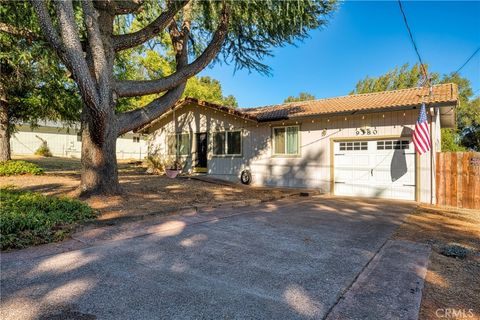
(334, 139), (416, 200)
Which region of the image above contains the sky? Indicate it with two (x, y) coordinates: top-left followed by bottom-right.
(199, 1), (480, 108)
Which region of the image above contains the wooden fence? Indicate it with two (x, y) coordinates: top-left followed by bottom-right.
(436, 152), (480, 210)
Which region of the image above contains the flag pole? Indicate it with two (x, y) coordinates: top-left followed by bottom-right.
(428, 85), (435, 205)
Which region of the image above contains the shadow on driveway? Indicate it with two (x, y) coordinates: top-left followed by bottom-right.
(1, 196), (416, 319)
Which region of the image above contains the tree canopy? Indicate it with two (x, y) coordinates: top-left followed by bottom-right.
(283, 92), (316, 103)
(351, 63), (479, 151)
(0, 1), (81, 160)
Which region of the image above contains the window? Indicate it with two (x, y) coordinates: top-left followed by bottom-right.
(133, 136), (140, 143)
(377, 140), (409, 150)
(213, 131), (242, 155)
(273, 126), (299, 155)
(77, 132), (82, 142)
(339, 141), (368, 151)
(168, 133), (190, 155)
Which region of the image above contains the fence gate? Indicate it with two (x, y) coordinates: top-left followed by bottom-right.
(436, 152), (480, 209)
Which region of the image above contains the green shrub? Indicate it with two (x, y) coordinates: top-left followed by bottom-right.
(145, 155), (166, 174)
(0, 160), (44, 176)
(0, 188), (96, 250)
(35, 141), (52, 157)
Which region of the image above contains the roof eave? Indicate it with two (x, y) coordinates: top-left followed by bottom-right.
(253, 100), (458, 122)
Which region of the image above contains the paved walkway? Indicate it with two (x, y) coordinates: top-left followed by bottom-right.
(0, 196), (429, 319)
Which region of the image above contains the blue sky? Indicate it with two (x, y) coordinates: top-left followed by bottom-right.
(199, 1), (480, 108)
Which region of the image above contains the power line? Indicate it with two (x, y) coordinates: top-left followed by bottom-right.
(397, 0), (430, 86)
(452, 47), (480, 76)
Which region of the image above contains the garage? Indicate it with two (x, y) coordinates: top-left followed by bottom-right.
(333, 139), (416, 200)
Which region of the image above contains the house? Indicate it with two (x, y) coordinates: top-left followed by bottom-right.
(139, 83), (458, 203)
(11, 120), (148, 160)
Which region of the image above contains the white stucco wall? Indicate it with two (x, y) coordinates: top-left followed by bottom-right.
(147, 102), (443, 203)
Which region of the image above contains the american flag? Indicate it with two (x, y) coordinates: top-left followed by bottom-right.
(413, 103), (431, 155)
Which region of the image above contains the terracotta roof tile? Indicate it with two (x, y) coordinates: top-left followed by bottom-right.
(138, 84), (458, 132)
(242, 83), (458, 121)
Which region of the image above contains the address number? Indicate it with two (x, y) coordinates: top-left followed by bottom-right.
(356, 128), (378, 135)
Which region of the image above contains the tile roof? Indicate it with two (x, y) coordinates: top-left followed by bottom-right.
(242, 83), (458, 121)
(138, 83), (458, 132)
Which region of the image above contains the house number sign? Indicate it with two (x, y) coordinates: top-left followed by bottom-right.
(355, 127), (378, 136)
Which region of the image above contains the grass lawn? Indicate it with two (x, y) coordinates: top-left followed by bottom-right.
(393, 206), (480, 320)
(0, 187), (96, 250)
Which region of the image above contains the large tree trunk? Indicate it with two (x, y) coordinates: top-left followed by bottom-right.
(0, 90), (11, 161)
(79, 107), (121, 196)
(77, 7), (121, 196)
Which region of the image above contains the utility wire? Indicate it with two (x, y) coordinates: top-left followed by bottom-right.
(397, 0), (430, 87)
(452, 47), (480, 77)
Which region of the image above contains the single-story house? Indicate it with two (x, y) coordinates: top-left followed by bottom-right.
(12, 120), (148, 160)
(139, 83), (458, 203)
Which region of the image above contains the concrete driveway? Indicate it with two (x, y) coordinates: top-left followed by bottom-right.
(1, 196), (427, 320)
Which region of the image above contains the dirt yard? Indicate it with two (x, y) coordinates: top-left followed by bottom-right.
(2, 156), (296, 221)
(393, 206), (480, 320)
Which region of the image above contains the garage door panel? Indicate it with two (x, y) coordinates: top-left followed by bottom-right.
(335, 182), (353, 196)
(335, 167), (353, 182)
(336, 155), (353, 166)
(392, 186), (415, 200)
(353, 169), (370, 182)
(334, 139), (415, 201)
(354, 155), (370, 166)
(373, 186), (391, 199)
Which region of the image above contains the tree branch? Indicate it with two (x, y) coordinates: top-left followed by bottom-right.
(115, 6), (230, 97)
(117, 1), (197, 134)
(31, 0), (68, 62)
(94, 0), (145, 15)
(168, 1), (192, 68)
(117, 83), (186, 135)
(55, 0), (100, 112)
(82, 0), (110, 107)
(112, 0), (189, 51)
(0, 22), (39, 41)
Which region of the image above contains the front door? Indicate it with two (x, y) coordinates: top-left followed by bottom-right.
(194, 133), (208, 172)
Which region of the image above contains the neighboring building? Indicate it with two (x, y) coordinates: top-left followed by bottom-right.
(11, 121), (148, 160)
(139, 83), (458, 203)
